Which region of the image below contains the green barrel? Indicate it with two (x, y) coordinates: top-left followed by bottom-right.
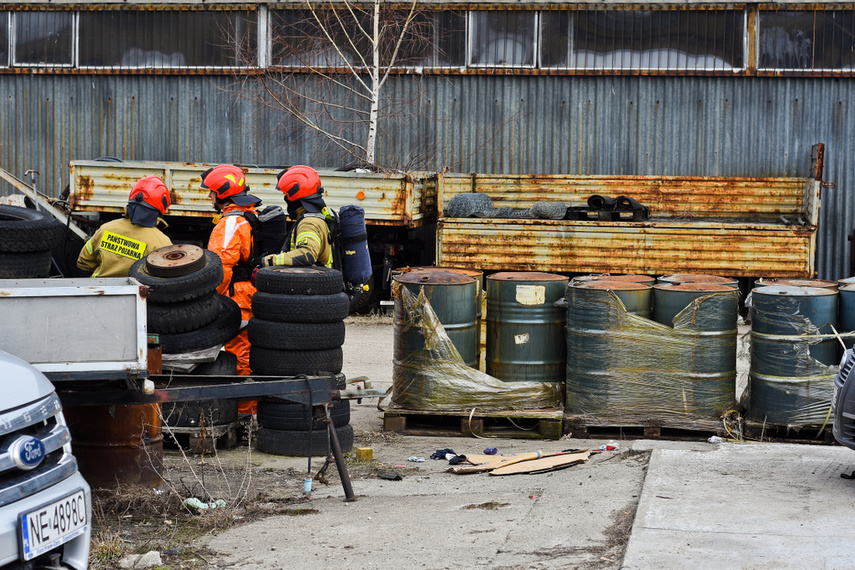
(393, 270), (479, 368)
(839, 284), (855, 349)
(757, 278), (837, 289)
(653, 283), (738, 328)
(657, 273), (739, 288)
(486, 272), (568, 383)
(572, 274), (655, 286)
(749, 285), (839, 425)
(571, 280), (652, 318)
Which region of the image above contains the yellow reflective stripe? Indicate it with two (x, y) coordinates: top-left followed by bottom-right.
(99, 231), (146, 260)
(293, 231), (322, 246)
(85, 240), (94, 254)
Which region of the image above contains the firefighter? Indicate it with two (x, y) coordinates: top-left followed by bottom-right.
(261, 165), (333, 268)
(77, 175), (172, 277)
(202, 164), (261, 384)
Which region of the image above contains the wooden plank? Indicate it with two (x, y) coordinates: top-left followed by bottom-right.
(383, 408), (563, 439)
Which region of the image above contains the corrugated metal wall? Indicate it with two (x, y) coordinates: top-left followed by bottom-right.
(0, 74), (851, 279)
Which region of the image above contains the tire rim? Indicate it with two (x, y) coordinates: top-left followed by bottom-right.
(146, 244), (206, 277)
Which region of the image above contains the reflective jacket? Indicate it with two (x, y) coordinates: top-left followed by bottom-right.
(207, 203), (257, 320)
(77, 216), (172, 277)
(271, 209), (333, 268)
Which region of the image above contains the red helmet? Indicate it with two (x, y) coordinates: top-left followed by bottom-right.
(200, 165), (247, 201)
(276, 165), (322, 202)
(128, 176), (170, 215)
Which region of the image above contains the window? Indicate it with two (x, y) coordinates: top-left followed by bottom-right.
(569, 9), (743, 70)
(78, 10), (256, 69)
(14, 11), (74, 66)
(470, 11), (536, 67)
(0, 13), (8, 67)
(271, 9), (354, 68)
(759, 10), (855, 70)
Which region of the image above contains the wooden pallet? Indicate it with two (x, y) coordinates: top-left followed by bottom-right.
(383, 408), (563, 439)
(163, 417), (250, 453)
(564, 415), (726, 440)
(741, 421), (836, 444)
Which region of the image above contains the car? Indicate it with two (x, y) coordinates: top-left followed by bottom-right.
(832, 347), (855, 455)
(0, 350), (91, 569)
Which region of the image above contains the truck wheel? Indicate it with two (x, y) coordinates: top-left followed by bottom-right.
(130, 249), (223, 303)
(147, 291), (220, 334)
(247, 319), (346, 350)
(193, 351), (238, 375)
(256, 425), (353, 456)
(159, 295), (241, 354)
(0, 250), (52, 278)
(162, 399), (239, 427)
(254, 266), (343, 296)
(0, 205), (64, 252)
(257, 399), (350, 430)
(249, 346), (343, 375)
(252, 291), (350, 323)
(145, 244), (206, 278)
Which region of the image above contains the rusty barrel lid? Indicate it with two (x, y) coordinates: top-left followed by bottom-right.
(757, 277), (837, 289)
(488, 271), (567, 282)
(658, 273), (738, 287)
(394, 270), (476, 285)
(398, 265), (483, 279)
(573, 274), (655, 285)
(752, 284), (838, 297)
(574, 280), (651, 291)
(654, 283), (737, 293)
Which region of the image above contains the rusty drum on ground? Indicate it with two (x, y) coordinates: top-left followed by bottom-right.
(393, 270), (479, 368)
(653, 283), (739, 328)
(486, 272), (568, 383)
(839, 284), (855, 349)
(749, 285), (839, 425)
(63, 403), (163, 488)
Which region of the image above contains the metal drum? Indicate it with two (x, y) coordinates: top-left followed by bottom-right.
(839, 276), (855, 288)
(571, 280), (652, 318)
(393, 270), (479, 368)
(757, 278), (837, 289)
(653, 283), (738, 327)
(63, 403), (164, 488)
(749, 285), (839, 425)
(657, 274), (739, 288)
(486, 272), (568, 383)
(839, 284), (855, 349)
(572, 274), (655, 286)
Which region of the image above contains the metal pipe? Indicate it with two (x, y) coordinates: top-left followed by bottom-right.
(328, 420), (356, 502)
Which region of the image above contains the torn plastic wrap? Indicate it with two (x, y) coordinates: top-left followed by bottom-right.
(391, 284), (563, 411)
(749, 286), (841, 426)
(564, 286), (739, 427)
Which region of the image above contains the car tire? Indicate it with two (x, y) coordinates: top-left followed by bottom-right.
(249, 346), (343, 375)
(247, 319), (346, 350)
(256, 424), (353, 456)
(257, 373), (349, 430)
(0, 205), (64, 252)
(162, 399), (239, 427)
(159, 295), (242, 354)
(0, 250), (53, 278)
(147, 291), (220, 334)
(130, 249), (223, 303)
(251, 291), (350, 323)
(254, 266), (343, 296)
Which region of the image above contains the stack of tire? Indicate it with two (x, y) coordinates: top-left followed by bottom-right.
(130, 244), (241, 356)
(0, 205), (64, 278)
(249, 266), (353, 456)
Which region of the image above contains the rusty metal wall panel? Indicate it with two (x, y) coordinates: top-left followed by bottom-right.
(0, 73), (852, 278)
(70, 160), (429, 226)
(436, 219), (816, 277)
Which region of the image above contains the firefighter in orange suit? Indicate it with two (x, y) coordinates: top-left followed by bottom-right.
(202, 165), (260, 402)
(77, 176), (172, 277)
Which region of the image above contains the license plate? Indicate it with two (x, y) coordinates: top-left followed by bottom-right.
(19, 490), (88, 561)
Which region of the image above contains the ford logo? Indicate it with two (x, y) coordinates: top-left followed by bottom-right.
(9, 436), (46, 470)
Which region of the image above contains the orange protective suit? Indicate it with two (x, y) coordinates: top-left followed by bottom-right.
(207, 203), (258, 414)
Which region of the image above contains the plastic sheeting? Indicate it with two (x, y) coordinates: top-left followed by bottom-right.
(391, 284), (563, 411)
(749, 290), (842, 426)
(564, 287), (739, 426)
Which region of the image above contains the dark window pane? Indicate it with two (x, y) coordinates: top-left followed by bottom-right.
(271, 9), (358, 67)
(470, 11), (535, 67)
(388, 10), (465, 68)
(79, 10), (256, 68)
(759, 10), (855, 70)
(15, 11), (72, 65)
(0, 13), (8, 66)
(572, 9), (743, 70)
(541, 11), (570, 67)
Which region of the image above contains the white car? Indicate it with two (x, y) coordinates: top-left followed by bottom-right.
(0, 350), (91, 569)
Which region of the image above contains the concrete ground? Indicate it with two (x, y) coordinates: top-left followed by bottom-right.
(193, 316), (855, 569)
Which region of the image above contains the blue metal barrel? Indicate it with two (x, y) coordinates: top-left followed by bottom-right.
(757, 278), (837, 289)
(839, 284), (855, 349)
(657, 274), (739, 288)
(653, 283), (738, 328)
(486, 272), (568, 383)
(749, 285), (839, 425)
(572, 280), (652, 318)
(572, 273), (655, 286)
